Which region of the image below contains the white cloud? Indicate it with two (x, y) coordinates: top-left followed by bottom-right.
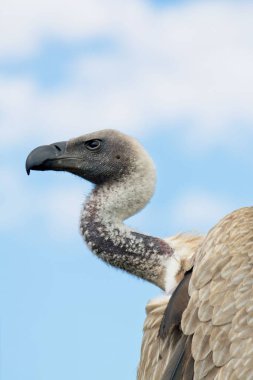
(43, 185), (87, 240)
(0, 168), (28, 230)
(0, 167), (89, 239)
(1, 1), (253, 151)
(170, 190), (233, 233)
(0, 0), (112, 57)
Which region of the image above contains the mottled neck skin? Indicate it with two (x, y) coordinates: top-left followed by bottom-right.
(80, 170), (173, 289)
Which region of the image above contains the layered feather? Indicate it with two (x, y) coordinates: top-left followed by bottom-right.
(182, 207), (253, 379)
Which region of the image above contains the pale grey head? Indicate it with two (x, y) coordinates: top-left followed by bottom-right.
(26, 129), (173, 288)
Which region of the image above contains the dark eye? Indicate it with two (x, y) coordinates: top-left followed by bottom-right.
(85, 139), (101, 151)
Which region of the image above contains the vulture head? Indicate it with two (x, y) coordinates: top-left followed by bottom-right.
(26, 129), (154, 183)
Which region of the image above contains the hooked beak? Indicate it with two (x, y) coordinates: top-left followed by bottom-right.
(26, 141), (68, 175)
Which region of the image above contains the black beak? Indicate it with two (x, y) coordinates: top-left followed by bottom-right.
(26, 141), (67, 175)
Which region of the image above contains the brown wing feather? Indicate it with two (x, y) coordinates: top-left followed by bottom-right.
(138, 273), (194, 380)
(137, 235), (203, 380)
(159, 272), (194, 380)
(137, 296), (172, 380)
(182, 207), (253, 379)
(159, 271), (192, 340)
(161, 334), (193, 380)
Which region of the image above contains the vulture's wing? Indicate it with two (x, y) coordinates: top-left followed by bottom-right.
(138, 234), (203, 380)
(180, 207), (253, 379)
(159, 271), (194, 380)
(137, 295), (171, 380)
(138, 273), (193, 380)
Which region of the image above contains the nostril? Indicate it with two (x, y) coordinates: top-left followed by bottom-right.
(54, 144), (62, 152)
(51, 141), (66, 153)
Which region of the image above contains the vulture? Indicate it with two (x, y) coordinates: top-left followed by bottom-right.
(26, 129), (253, 379)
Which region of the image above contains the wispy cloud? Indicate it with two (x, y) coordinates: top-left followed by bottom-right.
(1, 1), (253, 150)
(0, 168), (28, 230)
(0, 167), (88, 238)
(0, 0), (111, 57)
(43, 185), (87, 240)
(170, 190), (233, 233)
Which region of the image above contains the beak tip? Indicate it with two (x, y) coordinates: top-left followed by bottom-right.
(25, 159), (31, 175)
(25, 141), (67, 176)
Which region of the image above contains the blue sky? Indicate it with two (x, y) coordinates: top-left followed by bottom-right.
(1, 0), (253, 379)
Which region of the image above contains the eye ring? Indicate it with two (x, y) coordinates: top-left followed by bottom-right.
(85, 139), (101, 151)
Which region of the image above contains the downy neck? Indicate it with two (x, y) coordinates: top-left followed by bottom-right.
(80, 171), (173, 289)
